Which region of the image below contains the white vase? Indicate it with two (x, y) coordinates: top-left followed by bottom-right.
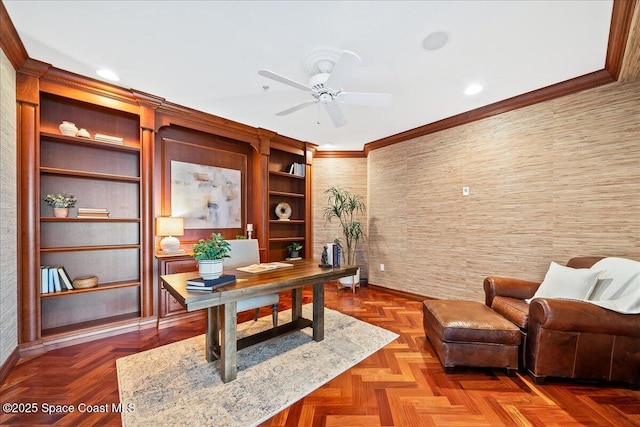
(198, 259), (224, 279)
(59, 121), (78, 136)
(53, 207), (69, 218)
(339, 267), (360, 287)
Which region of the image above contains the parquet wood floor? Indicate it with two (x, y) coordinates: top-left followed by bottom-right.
(1, 285), (638, 426)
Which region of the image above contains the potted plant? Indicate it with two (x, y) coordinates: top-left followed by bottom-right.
(322, 186), (365, 288)
(44, 192), (77, 218)
(287, 242), (303, 259)
(192, 233), (231, 279)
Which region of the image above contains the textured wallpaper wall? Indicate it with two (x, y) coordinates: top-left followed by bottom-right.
(0, 48), (18, 365)
(364, 80), (640, 301)
(310, 80), (640, 301)
(312, 157), (368, 276)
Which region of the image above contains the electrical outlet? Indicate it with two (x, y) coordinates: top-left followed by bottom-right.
(380, 263), (385, 272)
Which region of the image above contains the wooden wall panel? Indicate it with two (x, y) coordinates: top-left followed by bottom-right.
(363, 80), (640, 301)
(619, 0), (640, 82)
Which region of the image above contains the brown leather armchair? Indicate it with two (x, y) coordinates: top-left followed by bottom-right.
(484, 256), (640, 389)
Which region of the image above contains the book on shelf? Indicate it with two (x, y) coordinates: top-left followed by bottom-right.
(77, 207), (110, 218)
(94, 133), (124, 145)
(286, 162), (306, 177)
(57, 267), (74, 290)
(51, 268), (62, 292)
(40, 266), (75, 294)
(185, 274), (236, 290)
(41, 266), (49, 294)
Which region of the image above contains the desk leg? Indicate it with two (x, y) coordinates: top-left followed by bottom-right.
(312, 282), (325, 342)
(206, 306), (220, 362)
(291, 287), (302, 321)
(220, 301), (237, 383)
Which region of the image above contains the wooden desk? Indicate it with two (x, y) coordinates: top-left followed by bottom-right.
(160, 259), (358, 382)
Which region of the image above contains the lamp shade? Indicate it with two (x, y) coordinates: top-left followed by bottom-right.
(156, 217), (184, 237)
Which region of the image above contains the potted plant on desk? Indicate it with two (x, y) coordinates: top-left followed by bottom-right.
(323, 186), (365, 290)
(193, 233), (231, 279)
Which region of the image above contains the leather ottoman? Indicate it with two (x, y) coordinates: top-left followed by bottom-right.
(423, 300), (521, 375)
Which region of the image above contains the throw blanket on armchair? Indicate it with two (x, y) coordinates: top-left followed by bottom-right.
(587, 257), (640, 314)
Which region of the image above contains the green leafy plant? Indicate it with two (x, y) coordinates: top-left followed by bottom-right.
(44, 192), (77, 208)
(287, 242), (303, 252)
(322, 186), (365, 266)
(192, 233), (231, 261)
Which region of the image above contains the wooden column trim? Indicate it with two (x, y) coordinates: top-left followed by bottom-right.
(16, 73), (41, 344)
(140, 126), (155, 317)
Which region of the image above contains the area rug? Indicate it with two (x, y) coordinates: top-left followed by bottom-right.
(116, 305), (398, 427)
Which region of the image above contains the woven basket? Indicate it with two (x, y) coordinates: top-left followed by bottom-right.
(73, 275), (98, 289)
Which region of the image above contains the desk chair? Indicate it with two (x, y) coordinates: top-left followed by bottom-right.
(225, 239), (279, 327)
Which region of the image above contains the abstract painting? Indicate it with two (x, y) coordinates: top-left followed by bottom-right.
(170, 160), (241, 229)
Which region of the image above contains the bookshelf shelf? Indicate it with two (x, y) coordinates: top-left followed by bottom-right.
(35, 91), (144, 337)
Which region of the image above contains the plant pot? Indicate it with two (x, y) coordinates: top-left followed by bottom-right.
(339, 267), (360, 287)
(198, 259), (224, 279)
(53, 207), (69, 218)
(290, 250), (299, 258)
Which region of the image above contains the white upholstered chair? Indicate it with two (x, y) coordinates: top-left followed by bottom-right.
(225, 239), (279, 327)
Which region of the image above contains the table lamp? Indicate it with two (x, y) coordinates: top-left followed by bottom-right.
(156, 217), (184, 254)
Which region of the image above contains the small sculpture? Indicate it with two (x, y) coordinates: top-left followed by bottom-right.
(319, 245), (331, 268)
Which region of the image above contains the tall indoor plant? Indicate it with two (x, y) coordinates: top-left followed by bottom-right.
(323, 186), (365, 287)
(192, 232), (231, 279)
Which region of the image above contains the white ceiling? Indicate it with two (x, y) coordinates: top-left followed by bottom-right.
(4, 1), (613, 151)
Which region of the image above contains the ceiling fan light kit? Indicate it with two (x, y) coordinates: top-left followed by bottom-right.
(258, 45), (392, 128)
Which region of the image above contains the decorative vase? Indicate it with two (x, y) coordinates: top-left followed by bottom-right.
(59, 121), (78, 136)
(339, 267), (360, 288)
(53, 207), (69, 218)
(275, 202), (292, 220)
(198, 259), (224, 279)
(76, 128), (90, 138)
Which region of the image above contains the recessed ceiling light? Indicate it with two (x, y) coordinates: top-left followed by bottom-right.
(322, 142), (335, 149)
(464, 83), (483, 96)
(422, 31), (449, 51)
(96, 69), (120, 82)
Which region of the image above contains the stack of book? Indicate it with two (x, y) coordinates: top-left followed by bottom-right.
(77, 207), (110, 218)
(185, 274), (236, 291)
(94, 133), (124, 145)
(286, 162), (305, 177)
(40, 266), (74, 294)
(324, 243), (342, 268)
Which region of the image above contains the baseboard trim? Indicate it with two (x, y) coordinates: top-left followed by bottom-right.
(0, 346), (19, 384)
(368, 283), (434, 302)
(19, 316), (159, 358)
(157, 311), (206, 329)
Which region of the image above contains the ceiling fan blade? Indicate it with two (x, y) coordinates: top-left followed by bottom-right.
(324, 102), (347, 128)
(276, 100), (317, 116)
(337, 91), (392, 107)
(325, 50), (362, 90)
(258, 70), (311, 92)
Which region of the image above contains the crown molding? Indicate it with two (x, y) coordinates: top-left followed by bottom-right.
(0, 1), (28, 69)
(364, 0), (635, 156)
(364, 70), (614, 155)
(315, 150), (366, 159)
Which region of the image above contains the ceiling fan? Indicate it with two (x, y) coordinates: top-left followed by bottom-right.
(258, 47), (392, 128)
